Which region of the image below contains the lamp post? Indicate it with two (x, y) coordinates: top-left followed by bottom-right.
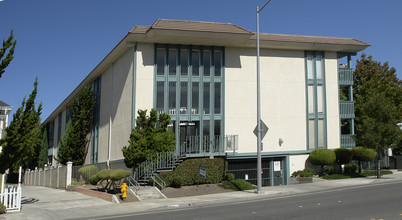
(256, 0), (273, 194)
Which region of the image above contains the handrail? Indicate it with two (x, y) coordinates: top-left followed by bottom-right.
(126, 175), (140, 195)
(152, 174), (166, 192)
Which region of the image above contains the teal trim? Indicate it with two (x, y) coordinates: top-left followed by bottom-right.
(131, 43), (137, 130)
(285, 155), (290, 185)
(226, 150), (312, 159)
(269, 160), (274, 186)
(305, 51), (327, 150)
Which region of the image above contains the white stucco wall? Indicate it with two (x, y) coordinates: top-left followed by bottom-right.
(135, 43), (154, 114)
(325, 52), (341, 149)
(225, 47), (307, 154)
(289, 154), (310, 175)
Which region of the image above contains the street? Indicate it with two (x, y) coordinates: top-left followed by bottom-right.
(84, 181), (402, 220)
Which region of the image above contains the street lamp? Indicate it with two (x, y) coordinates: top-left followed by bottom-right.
(256, 0), (273, 194)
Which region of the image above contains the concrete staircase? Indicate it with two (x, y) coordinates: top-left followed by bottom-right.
(129, 186), (166, 201)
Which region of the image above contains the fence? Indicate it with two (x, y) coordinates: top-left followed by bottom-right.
(1, 185), (22, 212)
(24, 162), (72, 189)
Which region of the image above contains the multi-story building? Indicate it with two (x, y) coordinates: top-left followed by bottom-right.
(43, 19), (368, 186)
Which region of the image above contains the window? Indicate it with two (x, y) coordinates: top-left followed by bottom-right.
(306, 51), (326, 149)
(155, 44), (224, 154)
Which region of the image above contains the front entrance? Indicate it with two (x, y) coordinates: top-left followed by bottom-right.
(179, 122), (198, 154)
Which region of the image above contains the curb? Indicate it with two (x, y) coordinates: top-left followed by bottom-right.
(75, 187), (113, 202)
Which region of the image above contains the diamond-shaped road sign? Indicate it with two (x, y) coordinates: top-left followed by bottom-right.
(253, 119), (269, 140)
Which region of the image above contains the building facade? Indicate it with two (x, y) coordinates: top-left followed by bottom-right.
(43, 19), (369, 186)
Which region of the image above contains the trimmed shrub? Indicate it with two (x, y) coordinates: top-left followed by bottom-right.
(225, 173), (235, 181)
(166, 158), (227, 186)
(89, 175), (100, 185)
(324, 167), (336, 175)
(344, 164), (358, 175)
(0, 202), (5, 214)
(96, 169), (112, 180)
(220, 179), (256, 191)
(291, 168), (315, 178)
(362, 170), (393, 176)
(172, 176), (185, 188)
(109, 169), (131, 181)
(159, 172), (174, 186)
(334, 148), (353, 173)
(352, 147), (377, 173)
(71, 178), (85, 185)
(78, 165), (99, 181)
(309, 149), (336, 175)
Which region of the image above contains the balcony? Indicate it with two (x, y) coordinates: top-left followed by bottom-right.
(340, 101), (355, 119)
(180, 135), (238, 156)
(341, 134), (356, 149)
(339, 67), (353, 86)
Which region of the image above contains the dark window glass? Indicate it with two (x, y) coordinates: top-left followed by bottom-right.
(169, 49), (177, 75)
(180, 82), (188, 114)
(203, 83), (210, 114)
(214, 83), (221, 114)
(156, 82), (165, 113)
(192, 50), (200, 76)
(214, 51), (222, 77)
(157, 48), (165, 75)
(192, 82), (199, 114)
(169, 82), (176, 115)
(181, 49), (189, 76)
(204, 50), (211, 76)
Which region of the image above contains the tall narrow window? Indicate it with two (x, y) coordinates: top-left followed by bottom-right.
(306, 52), (326, 149)
(192, 82), (199, 114)
(203, 50), (211, 76)
(203, 83), (210, 114)
(169, 82), (176, 115)
(180, 82), (188, 114)
(214, 83), (221, 114)
(156, 82), (165, 113)
(169, 49), (177, 76)
(92, 77), (101, 164)
(157, 48), (165, 76)
(192, 50), (200, 76)
(214, 51), (222, 77)
(181, 49), (189, 76)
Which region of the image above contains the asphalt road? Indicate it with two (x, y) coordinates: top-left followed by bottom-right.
(84, 181), (402, 220)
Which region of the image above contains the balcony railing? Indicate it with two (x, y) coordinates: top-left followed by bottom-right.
(341, 134), (356, 149)
(339, 67), (353, 86)
(340, 101), (355, 119)
(180, 135), (238, 156)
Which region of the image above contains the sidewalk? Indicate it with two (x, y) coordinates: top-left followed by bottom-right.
(2, 172), (402, 220)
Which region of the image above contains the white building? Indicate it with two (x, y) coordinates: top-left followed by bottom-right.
(43, 19), (368, 186)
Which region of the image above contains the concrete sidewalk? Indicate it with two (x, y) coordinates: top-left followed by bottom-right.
(2, 172), (402, 220)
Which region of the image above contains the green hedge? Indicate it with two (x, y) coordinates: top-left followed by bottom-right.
(159, 158), (227, 187)
(220, 179), (256, 191)
(0, 202), (5, 214)
(78, 165), (99, 181)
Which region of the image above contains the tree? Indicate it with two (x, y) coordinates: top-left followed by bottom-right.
(334, 148), (353, 173)
(122, 109), (175, 171)
(0, 78), (42, 173)
(0, 30), (17, 78)
(352, 147), (377, 173)
(308, 149), (336, 176)
(57, 86), (95, 165)
(37, 128), (49, 168)
(354, 54), (402, 153)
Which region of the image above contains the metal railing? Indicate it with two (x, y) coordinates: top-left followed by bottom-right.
(341, 134), (356, 149)
(181, 135), (238, 155)
(152, 174), (167, 192)
(126, 175), (140, 196)
(340, 101), (355, 119)
(339, 67), (353, 86)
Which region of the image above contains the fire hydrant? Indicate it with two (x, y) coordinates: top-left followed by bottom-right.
(121, 183), (128, 200)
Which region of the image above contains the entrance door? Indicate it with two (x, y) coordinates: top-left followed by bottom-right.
(179, 122), (198, 154)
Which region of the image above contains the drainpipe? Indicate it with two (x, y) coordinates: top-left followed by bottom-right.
(107, 63), (114, 169)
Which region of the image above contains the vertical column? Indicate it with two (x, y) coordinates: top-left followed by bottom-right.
(66, 161), (73, 188)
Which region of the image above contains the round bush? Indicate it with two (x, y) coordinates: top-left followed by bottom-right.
(309, 149), (336, 166)
(225, 173), (235, 181)
(325, 167), (336, 175)
(110, 169), (131, 181)
(89, 175), (100, 185)
(334, 148), (353, 165)
(96, 169), (112, 180)
(352, 147), (377, 162)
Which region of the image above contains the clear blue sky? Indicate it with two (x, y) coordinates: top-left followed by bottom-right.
(1, 0), (401, 123)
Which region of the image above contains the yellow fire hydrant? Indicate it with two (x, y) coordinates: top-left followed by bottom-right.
(121, 183), (128, 200)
